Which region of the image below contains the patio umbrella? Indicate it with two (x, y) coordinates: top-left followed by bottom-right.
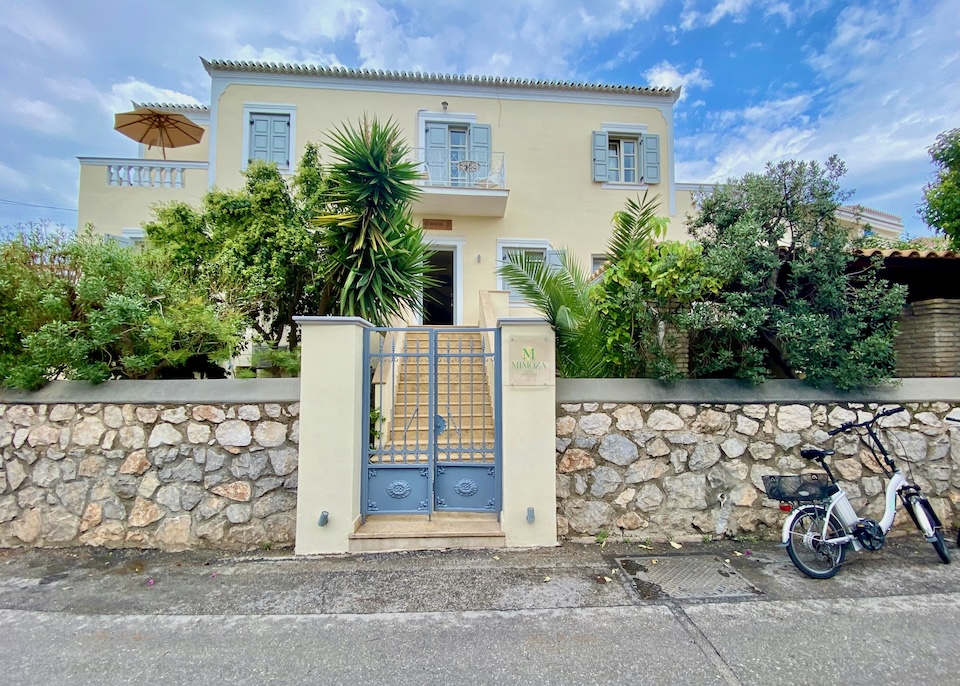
(113, 107), (204, 159)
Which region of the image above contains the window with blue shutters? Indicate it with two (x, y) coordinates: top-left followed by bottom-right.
(248, 113), (291, 168)
(592, 130), (660, 185)
(422, 120), (493, 187)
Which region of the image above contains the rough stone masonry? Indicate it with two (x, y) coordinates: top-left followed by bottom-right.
(0, 402), (299, 551)
(556, 401), (960, 542)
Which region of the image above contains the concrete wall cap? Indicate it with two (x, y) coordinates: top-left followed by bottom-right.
(497, 317), (551, 326)
(557, 377), (960, 403)
(0, 379), (300, 405)
(293, 316), (374, 327)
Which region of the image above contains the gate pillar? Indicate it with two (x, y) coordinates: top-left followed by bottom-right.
(499, 318), (558, 547)
(293, 316), (372, 554)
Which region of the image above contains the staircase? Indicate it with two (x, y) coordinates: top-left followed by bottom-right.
(350, 327), (503, 552)
(387, 329), (496, 457)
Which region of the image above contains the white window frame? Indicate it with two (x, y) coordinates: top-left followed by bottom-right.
(241, 103), (297, 172)
(496, 238), (552, 303)
(591, 254), (608, 275)
(600, 121), (650, 190)
(416, 110), (477, 150)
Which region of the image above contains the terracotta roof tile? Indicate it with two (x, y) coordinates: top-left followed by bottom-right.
(201, 58), (680, 99)
(132, 102), (210, 112)
(852, 248), (960, 259)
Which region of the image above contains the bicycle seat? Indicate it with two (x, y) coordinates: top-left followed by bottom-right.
(800, 448), (835, 460)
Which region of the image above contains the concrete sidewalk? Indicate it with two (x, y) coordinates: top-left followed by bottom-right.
(2, 538), (959, 685)
(1, 536), (958, 616)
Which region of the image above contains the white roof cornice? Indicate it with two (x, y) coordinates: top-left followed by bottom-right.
(201, 58), (681, 107)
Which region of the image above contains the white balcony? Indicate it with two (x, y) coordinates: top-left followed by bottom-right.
(77, 157), (209, 235)
(78, 157), (209, 188)
(411, 148), (509, 218)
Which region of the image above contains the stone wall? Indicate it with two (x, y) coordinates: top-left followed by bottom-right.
(896, 299), (960, 377)
(556, 401), (960, 542)
(0, 401), (299, 551)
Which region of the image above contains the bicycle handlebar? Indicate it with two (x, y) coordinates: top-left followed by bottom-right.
(826, 406), (905, 436)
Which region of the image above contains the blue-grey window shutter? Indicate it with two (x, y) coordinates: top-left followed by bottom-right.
(642, 133), (660, 184)
(546, 249), (565, 273)
(469, 123), (492, 181)
(106, 234), (133, 247)
(592, 131), (608, 181)
(425, 123), (448, 185)
(269, 115), (290, 167)
(249, 114), (271, 163)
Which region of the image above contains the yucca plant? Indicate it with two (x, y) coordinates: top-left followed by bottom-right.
(311, 116), (437, 325)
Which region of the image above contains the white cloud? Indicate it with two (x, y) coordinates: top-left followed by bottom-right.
(44, 76), (201, 114)
(197, 0), (668, 79)
(680, 0), (828, 30)
(99, 79), (203, 114)
(0, 2), (84, 54)
(643, 61), (712, 101)
(0, 161), (30, 193)
(231, 45), (343, 67)
(2, 96), (74, 136)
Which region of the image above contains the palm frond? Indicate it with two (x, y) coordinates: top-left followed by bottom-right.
(607, 192), (667, 262)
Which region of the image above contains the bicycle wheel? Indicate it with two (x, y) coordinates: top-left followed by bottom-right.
(786, 505), (847, 579)
(911, 498), (951, 564)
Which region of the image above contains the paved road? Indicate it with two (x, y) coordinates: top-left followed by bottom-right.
(1, 539), (958, 685)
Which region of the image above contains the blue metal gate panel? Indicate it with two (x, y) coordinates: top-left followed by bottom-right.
(362, 327), (501, 519)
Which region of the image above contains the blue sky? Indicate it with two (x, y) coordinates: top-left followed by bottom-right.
(0, 0), (957, 233)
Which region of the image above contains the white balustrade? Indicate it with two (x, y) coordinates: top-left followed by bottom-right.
(411, 149), (506, 189)
(79, 158), (208, 190)
(106, 163), (188, 188)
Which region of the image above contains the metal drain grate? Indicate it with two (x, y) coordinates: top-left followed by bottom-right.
(615, 555), (764, 600)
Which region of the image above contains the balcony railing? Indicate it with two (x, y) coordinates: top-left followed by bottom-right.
(411, 148), (506, 190)
(78, 157), (208, 189)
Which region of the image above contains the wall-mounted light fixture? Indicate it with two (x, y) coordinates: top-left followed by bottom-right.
(441, 101), (449, 111)
(318, 511), (329, 527)
(527, 507), (535, 523)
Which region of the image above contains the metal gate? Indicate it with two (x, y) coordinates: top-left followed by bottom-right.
(361, 327), (502, 519)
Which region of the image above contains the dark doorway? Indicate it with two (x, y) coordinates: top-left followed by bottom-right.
(423, 250), (455, 325)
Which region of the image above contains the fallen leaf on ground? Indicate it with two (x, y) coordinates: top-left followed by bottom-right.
(724, 559), (731, 564)
(492, 555), (500, 561)
(543, 576), (551, 583)
(603, 576), (613, 583)
(651, 559), (658, 565)
(733, 551), (743, 557)
(669, 541), (682, 549)
(637, 544), (653, 550)
(146, 578), (155, 586)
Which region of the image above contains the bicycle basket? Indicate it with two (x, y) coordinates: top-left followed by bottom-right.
(762, 474), (837, 502)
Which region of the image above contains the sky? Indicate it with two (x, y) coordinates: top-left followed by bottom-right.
(0, 0), (957, 234)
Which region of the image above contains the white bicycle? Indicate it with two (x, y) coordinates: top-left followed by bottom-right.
(764, 406), (951, 579)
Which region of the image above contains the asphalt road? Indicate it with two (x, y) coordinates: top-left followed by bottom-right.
(1, 538), (958, 685)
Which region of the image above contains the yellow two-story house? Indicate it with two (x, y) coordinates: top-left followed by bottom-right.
(77, 58), (902, 327)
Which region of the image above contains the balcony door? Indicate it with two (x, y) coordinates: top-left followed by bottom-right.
(425, 122), (491, 187)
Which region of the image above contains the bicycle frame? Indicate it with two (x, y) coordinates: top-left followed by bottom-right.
(779, 465), (935, 549)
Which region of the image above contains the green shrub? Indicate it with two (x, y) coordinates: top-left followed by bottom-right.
(0, 226), (243, 389)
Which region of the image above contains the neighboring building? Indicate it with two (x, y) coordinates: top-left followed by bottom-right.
(76, 58), (903, 326)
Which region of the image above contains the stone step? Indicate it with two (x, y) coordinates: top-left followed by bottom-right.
(348, 513), (504, 553)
